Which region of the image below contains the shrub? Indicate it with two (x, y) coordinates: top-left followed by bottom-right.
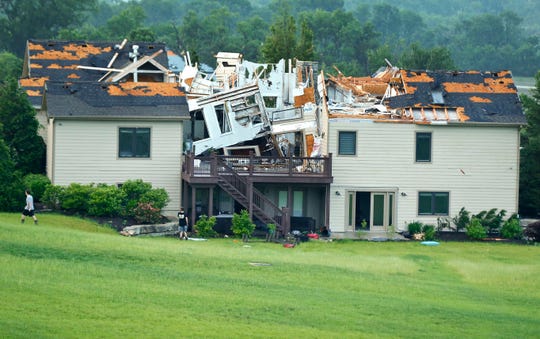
(466, 217), (487, 240)
(231, 209), (256, 242)
(500, 215), (523, 240)
(266, 223), (277, 242)
(452, 207), (470, 232)
(473, 208), (506, 234)
(140, 188), (170, 210)
(422, 224), (436, 241)
(121, 179), (152, 214)
(23, 174), (50, 202)
(524, 221), (540, 242)
(88, 184), (126, 217)
(61, 183), (95, 214)
(42, 185), (65, 210)
(133, 202), (162, 224)
(407, 221), (423, 235)
(195, 214), (218, 238)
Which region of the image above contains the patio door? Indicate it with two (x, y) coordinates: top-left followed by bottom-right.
(370, 192), (394, 231)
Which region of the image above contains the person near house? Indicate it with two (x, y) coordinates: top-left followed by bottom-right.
(178, 208), (189, 240)
(21, 189), (38, 225)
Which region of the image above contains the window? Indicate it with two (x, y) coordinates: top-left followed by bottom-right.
(416, 132), (431, 162)
(338, 131), (356, 155)
(418, 192), (449, 215)
(215, 103), (231, 134)
(119, 127), (150, 158)
(263, 96), (277, 108)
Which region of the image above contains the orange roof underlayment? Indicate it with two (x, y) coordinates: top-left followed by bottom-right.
(107, 82), (185, 97)
(29, 42), (112, 60)
(19, 77), (48, 87)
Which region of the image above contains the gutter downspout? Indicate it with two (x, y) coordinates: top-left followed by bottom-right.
(516, 126), (522, 215)
(48, 117), (55, 184)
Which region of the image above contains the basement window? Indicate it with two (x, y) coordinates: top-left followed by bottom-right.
(418, 192), (449, 215)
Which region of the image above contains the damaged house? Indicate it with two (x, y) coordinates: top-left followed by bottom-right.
(19, 38), (525, 238)
(325, 69), (525, 235)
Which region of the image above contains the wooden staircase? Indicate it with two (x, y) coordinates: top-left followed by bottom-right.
(215, 157), (289, 235)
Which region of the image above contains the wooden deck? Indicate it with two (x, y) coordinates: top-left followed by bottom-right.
(182, 153), (333, 184)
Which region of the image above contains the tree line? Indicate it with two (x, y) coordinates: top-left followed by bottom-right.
(1, 0), (539, 76)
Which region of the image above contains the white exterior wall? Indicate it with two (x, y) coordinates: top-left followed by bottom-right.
(50, 119), (183, 216)
(328, 118), (520, 233)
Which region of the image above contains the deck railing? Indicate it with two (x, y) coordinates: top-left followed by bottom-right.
(183, 152), (332, 178)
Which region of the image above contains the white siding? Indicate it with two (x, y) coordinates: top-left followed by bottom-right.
(52, 120), (183, 216)
(328, 118), (520, 233)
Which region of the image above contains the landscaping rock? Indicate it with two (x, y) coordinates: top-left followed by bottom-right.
(120, 222), (177, 237)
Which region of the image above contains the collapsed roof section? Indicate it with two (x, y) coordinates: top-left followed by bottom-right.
(181, 53), (322, 157)
(325, 67), (525, 126)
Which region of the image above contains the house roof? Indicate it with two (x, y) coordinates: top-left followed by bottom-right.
(23, 39), (169, 80)
(386, 70), (525, 124)
(45, 81), (189, 119)
(20, 39), (171, 106)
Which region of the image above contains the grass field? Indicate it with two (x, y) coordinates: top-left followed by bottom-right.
(1, 213), (539, 338)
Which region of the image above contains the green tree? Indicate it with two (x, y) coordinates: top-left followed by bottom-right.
(0, 79), (45, 175)
(105, 4), (147, 40)
(178, 10), (203, 64)
(128, 28), (157, 42)
(0, 0), (97, 56)
(519, 71), (540, 217)
(0, 137), (24, 211)
(0, 52), (23, 83)
(296, 19), (315, 61)
(300, 9), (379, 75)
(261, 5), (297, 64)
(236, 16), (268, 61)
(399, 43), (455, 70)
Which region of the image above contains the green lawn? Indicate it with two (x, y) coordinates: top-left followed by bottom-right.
(1, 213), (539, 338)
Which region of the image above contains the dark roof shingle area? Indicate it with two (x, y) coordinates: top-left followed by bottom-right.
(387, 70), (526, 124)
(46, 81), (188, 119)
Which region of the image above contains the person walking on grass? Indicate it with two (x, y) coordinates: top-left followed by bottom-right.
(21, 189), (38, 225)
(178, 208), (189, 240)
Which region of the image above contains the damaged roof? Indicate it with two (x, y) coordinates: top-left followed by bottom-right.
(386, 70), (525, 124)
(327, 66), (397, 97)
(20, 39), (170, 106)
(45, 81), (188, 119)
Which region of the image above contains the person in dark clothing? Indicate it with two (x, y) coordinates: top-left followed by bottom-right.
(177, 208), (189, 240)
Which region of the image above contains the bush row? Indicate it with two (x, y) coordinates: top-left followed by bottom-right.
(34, 177), (169, 224)
(407, 207), (535, 242)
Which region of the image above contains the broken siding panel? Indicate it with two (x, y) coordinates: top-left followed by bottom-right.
(328, 120), (520, 233)
(52, 120), (182, 215)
